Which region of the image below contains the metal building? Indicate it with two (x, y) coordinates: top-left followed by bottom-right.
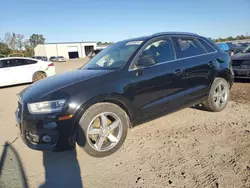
(34, 42), (97, 59)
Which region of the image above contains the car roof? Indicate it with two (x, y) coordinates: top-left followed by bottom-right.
(118, 31), (200, 43)
(0, 57), (39, 61)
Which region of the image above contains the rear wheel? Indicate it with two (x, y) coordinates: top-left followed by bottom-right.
(203, 77), (229, 112)
(77, 103), (129, 157)
(33, 72), (46, 82)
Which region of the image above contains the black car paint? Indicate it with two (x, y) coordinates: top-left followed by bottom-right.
(231, 50), (250, 78)
(16, 33), (233, 151)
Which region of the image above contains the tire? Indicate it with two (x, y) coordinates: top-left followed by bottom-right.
(203, 77), (230, 112)
(33, 72), (46, 82)
(77, 102), (130, 157)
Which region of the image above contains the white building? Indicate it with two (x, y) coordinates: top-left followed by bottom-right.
(34, 42), (97, 59)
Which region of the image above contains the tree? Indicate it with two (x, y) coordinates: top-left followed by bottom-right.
(0, 42), (10, 55)
(4, 32), (17, 50)
(29, 34), (45, 48)
(97, 41), (113, 45)
(24, 40), (34, 57)
(16, 34), (24, 50)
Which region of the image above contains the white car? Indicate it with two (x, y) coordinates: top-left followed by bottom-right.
(0, 57), (56, 87)
(57, 56), (66, 62)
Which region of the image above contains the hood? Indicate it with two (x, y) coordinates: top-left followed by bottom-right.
(19, 69), (114, 103)
(231, 52), (250, 61)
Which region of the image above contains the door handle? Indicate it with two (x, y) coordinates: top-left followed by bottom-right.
(174, 69), (184, 75)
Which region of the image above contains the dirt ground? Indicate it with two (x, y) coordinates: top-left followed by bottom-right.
(0, 59), (250, 188)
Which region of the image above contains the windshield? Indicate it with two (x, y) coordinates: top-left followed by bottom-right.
(82, 41), (142, 70)
(58, 56), (64, 58)
(243, 45), (250, 53)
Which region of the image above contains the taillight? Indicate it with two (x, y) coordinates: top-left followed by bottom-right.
(48, 63), (54, 66)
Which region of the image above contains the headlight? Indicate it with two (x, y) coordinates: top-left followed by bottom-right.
(27, 99), (66, 114)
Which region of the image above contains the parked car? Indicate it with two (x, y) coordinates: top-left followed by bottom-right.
(231, 45), (250, 78)
(87, 49), (102, 59)
(232, 43), (246, 55)
(16, 32), (233, 157)
(57, 56), (66, 62)
(217, 42), (232, 56)
(33, 56), (48, 61)
(49, 56), (57, 62)
(0, 57), (55, 87)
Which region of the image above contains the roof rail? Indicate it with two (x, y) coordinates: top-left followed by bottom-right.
(152, 32), (199, 37)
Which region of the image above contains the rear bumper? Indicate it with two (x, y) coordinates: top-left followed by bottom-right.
(45, 67), (56, 77)
(57, 59), (66, 62)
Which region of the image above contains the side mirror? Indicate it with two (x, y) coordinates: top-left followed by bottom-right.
(137, 55), (156, 67)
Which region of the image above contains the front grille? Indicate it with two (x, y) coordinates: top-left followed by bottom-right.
(232, 60), (243, 66)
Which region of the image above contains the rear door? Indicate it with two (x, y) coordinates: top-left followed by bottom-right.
(171, 36), (217, 105)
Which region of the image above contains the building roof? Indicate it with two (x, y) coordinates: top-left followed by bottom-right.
(43, 41), (97, 45)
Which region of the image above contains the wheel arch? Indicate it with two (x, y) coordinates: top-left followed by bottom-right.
(69, 93), (135, 146)
(214, 68), (233, 88)
(76, 94), (135, 123)
(32, 71), (47, 82)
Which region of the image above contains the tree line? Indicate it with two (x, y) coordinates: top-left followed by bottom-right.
(0, 32), (45, 57)
(213, 34), (250, 42)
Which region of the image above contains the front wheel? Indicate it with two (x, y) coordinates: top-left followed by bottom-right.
(77, 103), (130, 157)
(203, 77), (230, 112)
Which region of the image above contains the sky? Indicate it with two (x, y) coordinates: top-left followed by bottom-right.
(0, 0), (250, 43)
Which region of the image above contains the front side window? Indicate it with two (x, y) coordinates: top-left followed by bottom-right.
(0, 60), (4, 68)
(82, 41), (142, 70)
(174, 37), (205, 58)
(2, 59), (19, 67)
(141, 39), (175, 64)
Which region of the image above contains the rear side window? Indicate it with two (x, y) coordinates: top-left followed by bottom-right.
(27, 59), (37, 64)
(16, 59), (29, 66)
(142, 38), (175, 64)
(173, 37), (205, 58)
(198, 39), (216, 53)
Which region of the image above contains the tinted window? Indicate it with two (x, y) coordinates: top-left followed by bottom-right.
(198, 39), (216, 53)
(0, 59), (17, 67)
(16, 59), (29, 66)
(0, 60), (4, 68)
(27, 59), (37, 64)
(174, 37), (205, 58)
(142, 39), (175, 64)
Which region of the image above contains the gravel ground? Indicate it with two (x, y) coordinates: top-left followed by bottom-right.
(0, 59), (250, 188)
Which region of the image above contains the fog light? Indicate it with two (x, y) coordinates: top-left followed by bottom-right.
(42, 135), (51, 143)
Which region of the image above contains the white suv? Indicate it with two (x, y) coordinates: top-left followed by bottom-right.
(0, 57), (56, 87)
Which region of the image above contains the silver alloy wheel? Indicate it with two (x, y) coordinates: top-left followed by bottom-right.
(213, 82), (228, 108)
(86, 112), (122, 152)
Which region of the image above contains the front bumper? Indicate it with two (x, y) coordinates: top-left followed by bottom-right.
(233, 67), (250, 78)
(15, 105), (75, 151)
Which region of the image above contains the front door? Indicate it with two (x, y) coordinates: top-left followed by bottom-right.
(0, 59), (13, 87)
(127, 37), (185, 117)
